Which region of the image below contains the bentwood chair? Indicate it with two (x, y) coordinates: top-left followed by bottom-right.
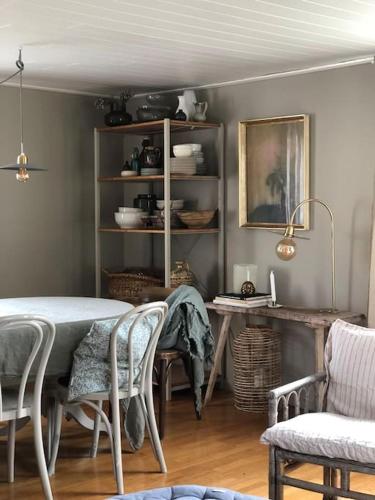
(0, 314), (56, 500)
(48, 302), (168, 495)
(262, 318), (375, 500)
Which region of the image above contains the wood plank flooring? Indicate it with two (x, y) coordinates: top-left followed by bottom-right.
(0, 391), (375, 499)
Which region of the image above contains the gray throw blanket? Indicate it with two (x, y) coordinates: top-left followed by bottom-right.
(125, 285), (214, 450)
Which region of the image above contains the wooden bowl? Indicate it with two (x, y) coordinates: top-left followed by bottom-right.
(176, 210), (216, 229)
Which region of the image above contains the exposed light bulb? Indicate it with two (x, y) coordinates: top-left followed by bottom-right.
(16, 152), (29, 182)
(276, 236), (296, 261)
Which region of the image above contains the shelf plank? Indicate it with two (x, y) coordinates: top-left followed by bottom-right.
(96, 120), (220, 135)
(98, 175), (219, 182)
(99, 227), (220, 235)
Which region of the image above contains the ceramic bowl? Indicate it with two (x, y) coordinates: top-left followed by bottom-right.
(114, 211), (146, 228)
(176, 210), (216, 229)
(183, 143), (202, 153)
(118, 207), (143, 213)
(173, 146), (193, 157)
(121, 170), (137, 177)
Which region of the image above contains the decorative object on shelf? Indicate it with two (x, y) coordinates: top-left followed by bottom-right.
(193, 101), (208, 122)
(136, 105), (171, 122)
(141, 214), (164, 229)
(183, 89), (197, 120)
(130, 147), (141, 175)
(140, 168), (162, 176)
(241, 281), (256, 296)
(143, 145), (162, 169)
(121, 160), (137, 177)
(233, 264), (258, 293)
(232, 324), (281, 413)
(268, 270), (282, 308)
(104, 91), (132, 127)
(114, 208), (146, 228)
(175, 95), (188, 121)
(176, 210), (216, 229)
(103, 268), (163, 303)
(170, 261), (194, 288)
(173, 144), (193, 157)
(0, 49), (46, 182)
(134, 193), (157, 214)
(275, 197), (337, 312)
(156, 199), (184, 210)
(239, 114), (310, 229)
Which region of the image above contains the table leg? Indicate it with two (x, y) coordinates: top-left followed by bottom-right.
(204, 313), (232, 406)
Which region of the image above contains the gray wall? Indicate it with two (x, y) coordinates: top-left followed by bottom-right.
(0, 86), (98, 298)
(202, 63), (375, 380)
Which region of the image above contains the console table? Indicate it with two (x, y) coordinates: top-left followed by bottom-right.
(204, 303), (365, 406)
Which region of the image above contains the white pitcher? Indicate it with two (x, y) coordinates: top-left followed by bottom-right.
(193, 101), (208, 122)
(183, 90), (197, 120)
(176, 95), (189, 119)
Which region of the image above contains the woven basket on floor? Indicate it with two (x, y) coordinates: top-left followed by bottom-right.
(233, 324), (281, 413)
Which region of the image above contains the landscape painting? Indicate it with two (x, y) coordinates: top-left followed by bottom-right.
(239, 115), (309, 229)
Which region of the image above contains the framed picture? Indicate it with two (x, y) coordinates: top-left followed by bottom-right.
(239, 114), (309, 230)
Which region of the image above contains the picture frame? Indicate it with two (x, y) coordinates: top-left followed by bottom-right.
(239, 114), (310, 230)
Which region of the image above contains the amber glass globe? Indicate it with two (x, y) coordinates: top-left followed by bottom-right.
(275, 237), (296, 261)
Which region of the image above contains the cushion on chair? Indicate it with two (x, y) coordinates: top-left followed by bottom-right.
(325, 319), (375, 419)
(107, 485), (266, 500)
(261, 412), (375, 463)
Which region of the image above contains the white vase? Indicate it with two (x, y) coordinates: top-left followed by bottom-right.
(176, 95), (189, 119)
(183, 90), (197, 120)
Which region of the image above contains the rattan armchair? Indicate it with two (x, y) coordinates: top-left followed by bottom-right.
(262, 320), (375, 500)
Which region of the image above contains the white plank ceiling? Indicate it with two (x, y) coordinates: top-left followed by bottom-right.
(0, 0), (375, 95)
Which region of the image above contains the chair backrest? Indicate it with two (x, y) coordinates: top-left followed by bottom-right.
(324, 319), (375, 419)
(0, 314), (56, 419)
(109, 302), (168, 400)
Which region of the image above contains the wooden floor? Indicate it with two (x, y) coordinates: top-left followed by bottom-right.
(1, 391), (375, 499)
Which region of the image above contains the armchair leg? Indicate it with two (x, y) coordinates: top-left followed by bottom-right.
(323, 466), (338, 500)
(269, 446), (284, 500)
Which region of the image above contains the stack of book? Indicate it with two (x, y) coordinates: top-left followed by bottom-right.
(213, 292), (272, 308)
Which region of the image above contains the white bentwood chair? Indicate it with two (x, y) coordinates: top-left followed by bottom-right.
(0, 314), (56, 500)
(48, 302), (168, 495)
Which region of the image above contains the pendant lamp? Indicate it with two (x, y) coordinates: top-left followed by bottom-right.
(0, 49), (46, 182)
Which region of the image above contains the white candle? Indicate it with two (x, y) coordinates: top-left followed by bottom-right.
(270, 270), (277, 304)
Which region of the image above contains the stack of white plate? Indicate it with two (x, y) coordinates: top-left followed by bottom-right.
(183, 143), (206, 175)
(141, 168), (162, 176)
(170, 157), (197, 175)
(115, 207), (147, 228)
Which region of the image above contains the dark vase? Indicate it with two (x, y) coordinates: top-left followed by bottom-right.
(104, 99), (132, 127)
(175, 109), (187, 121)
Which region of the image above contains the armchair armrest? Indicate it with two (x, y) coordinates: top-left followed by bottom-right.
(268, 372), (327, 427)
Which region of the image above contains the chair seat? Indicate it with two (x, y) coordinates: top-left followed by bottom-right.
(49, 378), (139, 403)
(108, 485), (266, 500)
(261, 412), (375, 464)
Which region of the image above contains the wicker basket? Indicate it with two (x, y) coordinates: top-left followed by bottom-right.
(103, 268), (163, 303)
(233, 324), (281, 413)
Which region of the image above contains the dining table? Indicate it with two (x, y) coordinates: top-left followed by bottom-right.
(0, 296), (133, 430)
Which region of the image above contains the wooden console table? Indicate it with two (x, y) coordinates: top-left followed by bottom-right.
(204, 302), (365, 406)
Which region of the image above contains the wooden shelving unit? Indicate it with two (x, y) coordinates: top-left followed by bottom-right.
(94, 118), (225, 294)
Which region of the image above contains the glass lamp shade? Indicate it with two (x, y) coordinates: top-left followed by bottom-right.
(276, 236), (297, 261)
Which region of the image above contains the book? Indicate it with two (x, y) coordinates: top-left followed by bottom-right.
(213, 295), (271, 308)
(216, 292), (272, 302)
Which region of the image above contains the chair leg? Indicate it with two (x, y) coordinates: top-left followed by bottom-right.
(158, 358), (168, 440)
(33, 407), (53, 500)
(145, 385), (167, 473)
(7, 420), (16, 483)
(111, 397), (124, 495)
(269, 447), (283, 500)
(48, 402), (63, 476)
(90, 400), (103, 458)
(46, 397), (55, 463)
(140, 394), (157, 459)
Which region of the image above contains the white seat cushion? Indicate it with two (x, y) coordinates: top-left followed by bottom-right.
(261, 412), (375, 463)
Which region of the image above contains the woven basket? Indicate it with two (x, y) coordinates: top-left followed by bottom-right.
(103, 268), (163, 303)
(233, 324), (281, 413)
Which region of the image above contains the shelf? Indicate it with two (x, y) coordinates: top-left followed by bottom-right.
(98, 175), (219, 182)
(99, 227), (220, 235)
(96, 120), (220, 135)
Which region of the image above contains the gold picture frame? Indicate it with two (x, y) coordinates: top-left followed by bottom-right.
(239, 114), (310, 230)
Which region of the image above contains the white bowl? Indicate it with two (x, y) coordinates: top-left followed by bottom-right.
(121, 170), (138, 177)
(118, 207), (143, 213)
(114, 211), (146, 228)
(183, 143), (202, 153)
(173, 150), (192, 158)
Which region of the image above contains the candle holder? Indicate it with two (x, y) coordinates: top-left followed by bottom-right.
(268, 301), (283, 309)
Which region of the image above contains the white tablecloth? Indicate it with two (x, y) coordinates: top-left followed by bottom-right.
(0, 297), (133, 376)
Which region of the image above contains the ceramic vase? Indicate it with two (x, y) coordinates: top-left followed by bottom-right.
(183, 90), (197, 120)
(193, 101), (208, 122)
(176, 95), (189, 120)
